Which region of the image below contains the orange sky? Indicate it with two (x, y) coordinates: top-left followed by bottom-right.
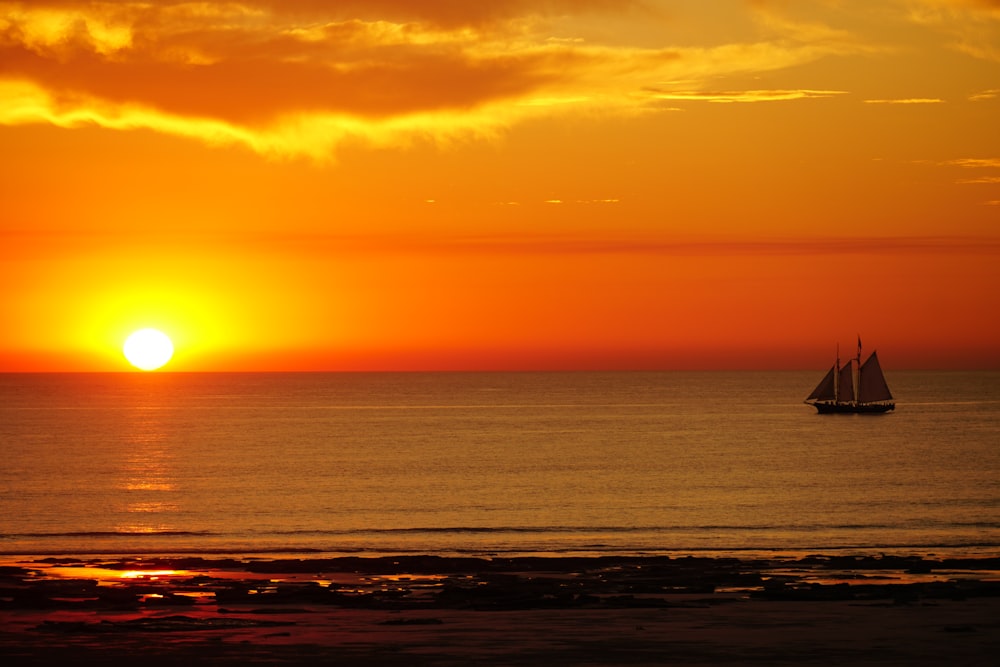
(2, 0), (999, 371)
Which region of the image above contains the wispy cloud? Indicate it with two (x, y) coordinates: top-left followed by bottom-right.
(909, 0), (1000, 17)
(406, 234), (1000, 257)
(907, 0), (1000, 24)
(906, 0), (1000, 61)
(7, 228), (999, 260)
(647, 89), (846, 103)
(864, 98), (944, 104)
(927, 158), (1000, 192)
(958, 176), (1000, 184)
(969, 88), (1000, 101)
(945, 158), (1000, 168)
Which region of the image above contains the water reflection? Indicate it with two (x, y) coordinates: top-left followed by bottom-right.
(117, 405), (179, 533)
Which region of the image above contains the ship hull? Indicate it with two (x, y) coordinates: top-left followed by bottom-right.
(811, 401), (895, 414)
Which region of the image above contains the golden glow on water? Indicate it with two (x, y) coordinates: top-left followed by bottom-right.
(1, 372), (997, 557)
(32, 566), (188, 584)
(125, 481), (175, 491)
(117, 399), (181, 531)
(120, 570), (181, 580)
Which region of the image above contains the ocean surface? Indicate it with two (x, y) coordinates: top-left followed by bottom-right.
(1, 371), (998, 559)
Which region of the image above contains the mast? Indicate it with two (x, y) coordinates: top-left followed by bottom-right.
(834, 343), (840, 405)
(854, 336), (862, 406)
(837, 358), (855, 404)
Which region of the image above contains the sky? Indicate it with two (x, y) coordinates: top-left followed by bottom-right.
(1, 0), (999, 372)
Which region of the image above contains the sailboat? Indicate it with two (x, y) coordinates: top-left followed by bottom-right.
(805, 338), (895, 413)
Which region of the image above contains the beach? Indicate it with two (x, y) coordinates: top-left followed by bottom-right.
(3, 554), (998, 665)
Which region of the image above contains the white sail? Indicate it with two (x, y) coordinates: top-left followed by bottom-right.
(837, 360), (855, 403)
(858, 351), (893, 403)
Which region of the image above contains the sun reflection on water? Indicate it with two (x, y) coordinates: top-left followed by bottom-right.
(117, 403), (181, 533)
(120, 569), (182, 580)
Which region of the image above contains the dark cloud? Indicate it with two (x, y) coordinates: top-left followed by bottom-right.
(257, 0), (636, 25)
(0, 2), (605, 125)
(3, 0), (645, 28)
(0, 0), (870, 158)
(1, 42), (565, 124)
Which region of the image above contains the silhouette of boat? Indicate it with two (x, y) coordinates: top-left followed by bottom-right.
(805, 338), (894, 413)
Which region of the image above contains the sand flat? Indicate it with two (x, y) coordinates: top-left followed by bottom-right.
(2, 555), (998, 665)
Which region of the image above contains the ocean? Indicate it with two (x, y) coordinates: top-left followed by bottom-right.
(1, 371), (998, 559)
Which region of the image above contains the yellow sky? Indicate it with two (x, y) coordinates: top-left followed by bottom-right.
(1, 0), (999, 371)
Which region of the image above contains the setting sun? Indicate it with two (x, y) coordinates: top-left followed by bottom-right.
(0, 0), (998, 372)
(123, 328), (174, 371)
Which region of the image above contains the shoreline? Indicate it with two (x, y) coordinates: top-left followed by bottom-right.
(4, 539), (998, 560)
(3, 553), (999, 665)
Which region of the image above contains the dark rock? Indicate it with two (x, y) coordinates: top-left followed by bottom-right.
(378, 617), (445, 626)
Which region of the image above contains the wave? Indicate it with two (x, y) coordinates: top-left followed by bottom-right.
(2, 530), (213, 538)
(252, 522), (1000, 536)
(0, 546), (328, 557)
(3, 541), (999, 559)
(4, 524), (998, 559)
(6, 521), (998, 540)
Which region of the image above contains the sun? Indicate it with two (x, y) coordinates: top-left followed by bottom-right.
(123, 328), (174, 371)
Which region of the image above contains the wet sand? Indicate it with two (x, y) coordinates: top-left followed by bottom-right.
(2, 554), (999, 665)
